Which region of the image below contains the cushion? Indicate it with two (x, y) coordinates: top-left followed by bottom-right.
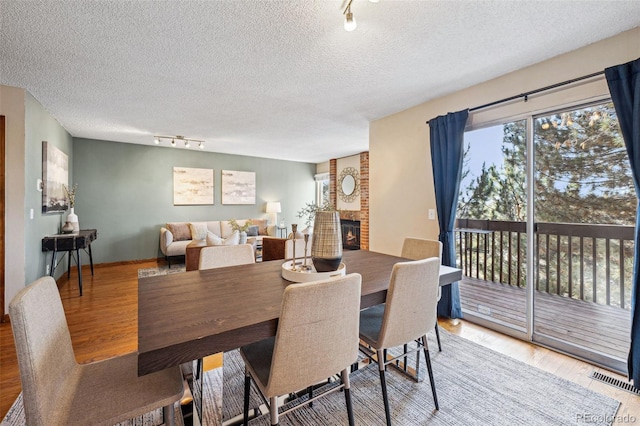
(251, 219), (269, 236)
(166, 223), (191, 241)
(189, 222), (208, 240)
(246, 225), (259, 237)
(206, 230), (240, 246)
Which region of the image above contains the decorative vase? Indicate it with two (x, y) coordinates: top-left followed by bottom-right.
(311, 211), (343, 272)
(61, 221), (74, 234)
(67, 207), (79, 233)
(239, 231), (247, 244)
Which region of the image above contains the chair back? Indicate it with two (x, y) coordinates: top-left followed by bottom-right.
(377, 258), (440, 349)
(401, 237), (442, 262)
(284, 237), (312, 260)
(198, 244), (255, 270)
(265, 273), (362, 397)
(9, 276), (78, 425)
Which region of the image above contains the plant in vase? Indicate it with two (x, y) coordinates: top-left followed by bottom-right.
(229, 219), (252, 244)
(63, 183), (79, 233)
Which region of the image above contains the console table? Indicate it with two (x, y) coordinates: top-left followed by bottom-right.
(42, 229), (97, 296)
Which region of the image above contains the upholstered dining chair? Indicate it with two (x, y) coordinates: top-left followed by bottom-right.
(359, 257), (441, 425)
(9, 276), (184, 426)
(401, 237), (444, 351)
(198, 243), (256, 270)
(240, 273), (362, 426)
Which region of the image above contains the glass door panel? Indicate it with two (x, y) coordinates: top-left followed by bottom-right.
(458, 120), (528, 337)
(532, 101), (633, 372)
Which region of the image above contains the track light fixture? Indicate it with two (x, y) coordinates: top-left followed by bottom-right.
(153, 135), (205, 150)
(342, 0), (378, 32)
(343, 0), (356, 31)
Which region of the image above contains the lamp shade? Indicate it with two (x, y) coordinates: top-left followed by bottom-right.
(266, 202), (281, 214)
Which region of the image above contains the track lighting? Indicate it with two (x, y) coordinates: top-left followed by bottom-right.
(343, 0), (357, 32)
(153, 135), (205, 150)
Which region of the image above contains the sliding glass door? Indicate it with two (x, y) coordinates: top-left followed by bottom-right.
(458, 100), (633, 372)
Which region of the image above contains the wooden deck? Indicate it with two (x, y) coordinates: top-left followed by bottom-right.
(459, 276), (631, 362)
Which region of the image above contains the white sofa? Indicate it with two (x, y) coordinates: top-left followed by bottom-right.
(160, 219), (275, 265)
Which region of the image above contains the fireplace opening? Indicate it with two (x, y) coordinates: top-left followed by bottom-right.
(341, 219), (360, 250)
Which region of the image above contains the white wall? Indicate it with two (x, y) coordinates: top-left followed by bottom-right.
(0, 85), (26, 314)
(370, 27), (640, 256)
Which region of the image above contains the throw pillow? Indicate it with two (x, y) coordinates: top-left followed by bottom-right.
(206, 231), (240, 246)
(167, 223), (191, 241)
(189, 222), (208, 241)
(225, 230), (240, 245)
(246, 225), (259, 237)
(251, 219), (268, 236)
(206, 232), (224, 246)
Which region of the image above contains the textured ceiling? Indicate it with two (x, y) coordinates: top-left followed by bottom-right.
(1, 1), (639, 163)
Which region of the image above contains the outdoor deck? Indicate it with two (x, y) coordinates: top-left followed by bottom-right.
(459, 276), (631, 362)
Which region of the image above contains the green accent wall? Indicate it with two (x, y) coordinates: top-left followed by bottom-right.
(24, 92), (74, 285)
(72, 138), (316, 264)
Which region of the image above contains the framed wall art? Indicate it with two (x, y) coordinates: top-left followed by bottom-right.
(173, 167), (214, 205)
(221, 170), (256, 205)
(42, 141), (68, 213)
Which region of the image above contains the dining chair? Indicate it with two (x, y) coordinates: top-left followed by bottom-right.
(401, 237), (444, 351)
(198, 243), (256, 270)
(9, 276), (184, 426)
(240, 273), (362, 426)
(359, 257), (440, 425)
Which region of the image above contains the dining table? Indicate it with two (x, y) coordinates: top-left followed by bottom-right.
(137, 249), (462, 423)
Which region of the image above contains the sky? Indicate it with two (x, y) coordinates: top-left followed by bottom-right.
(461, 124), (505, 190)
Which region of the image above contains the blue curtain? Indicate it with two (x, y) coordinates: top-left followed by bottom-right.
(428, 109), (469, 318)
(606, 58), (640, 390)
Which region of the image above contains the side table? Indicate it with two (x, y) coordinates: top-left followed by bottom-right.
(41, 229), (97, 296)
(276, 225), (288, 238)
(186, 240), (208, 271)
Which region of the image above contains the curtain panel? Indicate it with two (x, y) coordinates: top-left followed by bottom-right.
(605, 57), (640, 390)
(428, 109), (469, 318)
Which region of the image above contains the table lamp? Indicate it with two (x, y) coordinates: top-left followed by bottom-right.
(266, 201), (281, 226)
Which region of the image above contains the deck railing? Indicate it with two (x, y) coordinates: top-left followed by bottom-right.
(454, 219), (634, 310)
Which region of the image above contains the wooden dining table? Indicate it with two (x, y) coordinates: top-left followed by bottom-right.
(138, 249), (462, 377)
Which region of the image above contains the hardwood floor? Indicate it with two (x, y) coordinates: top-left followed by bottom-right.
(1, 260), (639, 423)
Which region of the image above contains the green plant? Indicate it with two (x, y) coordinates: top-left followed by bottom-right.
(229, 219), (252, 232)
(297, 201), (335, 227)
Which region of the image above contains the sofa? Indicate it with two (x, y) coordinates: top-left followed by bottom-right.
(160, 218), (275, 266)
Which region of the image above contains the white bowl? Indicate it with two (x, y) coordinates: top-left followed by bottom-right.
(281, 260), (346, 283)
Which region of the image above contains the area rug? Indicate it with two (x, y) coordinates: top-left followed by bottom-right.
(137, 264), (186, 278)
(215, 331), (620, 426)
(0, 396), (185, 426)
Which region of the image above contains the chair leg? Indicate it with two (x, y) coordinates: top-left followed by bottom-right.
(435, 323), (442, 352)
(377, 350), (392, 426)
(341, 369), (355, 426)
(163, 403), (175, 426)
(270, 396), (279, 425)
(422, 335), (439, 410)
(243, 374), (251, 426)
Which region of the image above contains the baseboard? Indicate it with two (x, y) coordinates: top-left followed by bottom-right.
(1, 314), (9, 323)
(65, 257), (164, 273)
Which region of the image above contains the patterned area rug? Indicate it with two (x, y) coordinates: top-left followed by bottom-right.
(138, 264), (186, 278)
(215, 331), (620, 426)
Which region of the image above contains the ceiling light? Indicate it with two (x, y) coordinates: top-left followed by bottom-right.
(343, 0), (357, 32)
(153, 135), (205, 150)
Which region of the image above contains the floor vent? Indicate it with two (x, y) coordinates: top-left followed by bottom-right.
(590, 371), (640, 395)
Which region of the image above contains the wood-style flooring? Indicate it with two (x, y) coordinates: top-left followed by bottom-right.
(1, 260), (639, 423)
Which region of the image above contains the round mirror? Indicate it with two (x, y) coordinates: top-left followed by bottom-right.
(342, 174), (356, 196)
(338, 167), (360, 203)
